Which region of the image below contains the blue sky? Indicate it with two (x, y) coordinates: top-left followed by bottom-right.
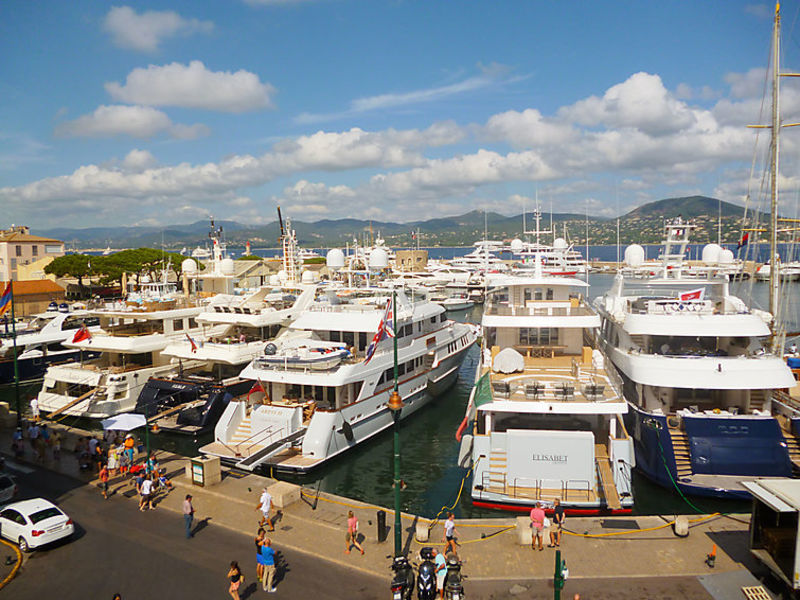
(1, 1), (798, 229)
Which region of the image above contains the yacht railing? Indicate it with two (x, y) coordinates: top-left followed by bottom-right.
(480, 472), (592, 501)
(484, 305), (594, 317)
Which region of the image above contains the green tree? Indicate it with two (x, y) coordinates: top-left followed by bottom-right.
(44, 254), (91, 286)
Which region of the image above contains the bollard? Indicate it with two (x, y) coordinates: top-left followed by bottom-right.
(377, 510), (387, 543)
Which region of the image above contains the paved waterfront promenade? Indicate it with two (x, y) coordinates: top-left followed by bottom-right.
(1, 421), (777, 597)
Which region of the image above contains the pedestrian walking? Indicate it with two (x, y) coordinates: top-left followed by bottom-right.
(432, 548), (446, 598)
(11, 427), (24, 458)
(255, 527), (266, 583)
(260, 538), (277, 592)
(443, 513), (459, 559)
(530, 502), (545, 551)
(99, 465), (109, 500)
(344, 510), (364, 555)
(139, 475), (154, 511)
(183, 494), (195, 538)
(107, 444), (119, 475)
(227, 560), (244, 600)
(29, 396), (39, 422)
(256, 486), (274, 531)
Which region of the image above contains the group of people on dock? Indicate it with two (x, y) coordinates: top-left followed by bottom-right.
(530, 499), (565, 551)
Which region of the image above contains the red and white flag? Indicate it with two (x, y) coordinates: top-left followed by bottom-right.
(364, 297), (395, 364)
(247, 380), (265, 403)
(679, 288), (704, 302)
(71, 324), (92, 343)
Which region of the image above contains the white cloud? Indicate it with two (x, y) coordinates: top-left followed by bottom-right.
(482, 108), (578, 148)
(105, 61), (276, 113)
(54, 105), (209, 139)
(559, 72), (697, 136)
(122, 149), (158, 172)
(296, 63), (517, 124)
(103, 6), (214, 53)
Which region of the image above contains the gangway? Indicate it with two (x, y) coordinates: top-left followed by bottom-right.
(234, 428), (306, 471)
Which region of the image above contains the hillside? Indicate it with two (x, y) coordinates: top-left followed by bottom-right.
(36, 195), (756, 249)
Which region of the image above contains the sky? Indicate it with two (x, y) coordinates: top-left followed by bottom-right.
(2, 0), (800, 230)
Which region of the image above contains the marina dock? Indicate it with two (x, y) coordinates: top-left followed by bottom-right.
(0, 420), (777, 598)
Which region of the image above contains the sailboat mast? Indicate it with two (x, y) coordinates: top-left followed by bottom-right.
(769, 3), (781, 348)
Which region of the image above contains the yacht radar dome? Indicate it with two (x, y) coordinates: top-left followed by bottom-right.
(624, 244), (645, 267)
(269, 274), (280, 286)
(220, 258), (235, 276)
(301, 270), (316, 283)
(181, 258), (198, 274)
(326, 248), (345, 270)
(510, 238), (524, 252)
(553, 237), (568, 250)
(718, 248), (735, 264)
(368, 247), (389, 269)
(277, 269), (288, 283)
(701, 243), (722, 265)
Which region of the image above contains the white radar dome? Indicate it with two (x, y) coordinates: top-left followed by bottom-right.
(220, 258), (235, 276)
(368, 247), (389, 269)
(553, 238), (568, 250)
(326, 248), (345, 270)
(510, 238), (524, 252)
(301, 270), (316, 283)
(181, 258), (198, 274)
(718, 249), (735, 264)
(269, 275), (280, 286)
(701, 243), (722, 265)
(624, 244), (645, 267)
(277, 269), (288, 283)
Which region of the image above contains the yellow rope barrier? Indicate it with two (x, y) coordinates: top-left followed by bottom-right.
(0, 537), (22, 590)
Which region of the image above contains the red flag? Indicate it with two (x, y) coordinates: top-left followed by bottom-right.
(71, 324), (92, 343)
(247, 380), (265, 403)
(185, 333), (197, 353)
(679, 288), (704, 302)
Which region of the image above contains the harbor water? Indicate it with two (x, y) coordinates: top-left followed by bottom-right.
(3, 272), (796, 519)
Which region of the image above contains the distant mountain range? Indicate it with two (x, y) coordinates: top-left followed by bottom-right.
(38, 196), (760, 249)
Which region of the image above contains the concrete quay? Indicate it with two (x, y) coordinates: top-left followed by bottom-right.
(1, 421), (779, 598)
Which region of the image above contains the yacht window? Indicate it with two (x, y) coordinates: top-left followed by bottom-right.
(384, 367), (394, 382)
(430, 317), (436, 324)
(546, 288), (554, 300)
(534, 288), (543, 300)
(524, 289), (532, 302)
(173, 319), (184, 331)
(358, 332), (367, 351)
(406, 360), (414, 373)
(331, 331), (341, 342)
(398, 363), (406, 376)
(188, 318), (197, 329)
(520, 328), (554, 345)
(343, 332), (355, 348)
(439, 313), (446, 323)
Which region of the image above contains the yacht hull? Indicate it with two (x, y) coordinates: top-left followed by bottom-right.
(0, 349), (101, 384)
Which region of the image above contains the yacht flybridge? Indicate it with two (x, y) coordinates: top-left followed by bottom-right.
(594, 223), (799, 498)
(200, 288), (477, 473)
(458, 265), (634, 514)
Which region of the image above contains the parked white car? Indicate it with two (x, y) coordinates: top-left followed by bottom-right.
(0, 498), (74, 552)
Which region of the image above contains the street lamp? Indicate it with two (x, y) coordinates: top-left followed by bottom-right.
(387, 289), (404, 557)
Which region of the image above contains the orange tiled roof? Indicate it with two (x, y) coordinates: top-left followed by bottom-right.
(0, 232), (62, 244)
(1, 280), (65, 296)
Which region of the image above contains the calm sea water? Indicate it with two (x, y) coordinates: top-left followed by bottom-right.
(4, 272), (794, 518)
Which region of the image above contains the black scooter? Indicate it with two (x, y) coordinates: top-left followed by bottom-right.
(444, 556), (465, 600)
(390, 555), (414, 600)
(416, 547), (436, 600)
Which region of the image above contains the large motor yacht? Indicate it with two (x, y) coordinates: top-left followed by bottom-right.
(458, 265), (634, 514)
(200, 287), (477, 473)
(0, 303), (101, 384)
(36, 278), (207, 420)
(593, 223), (799, 498)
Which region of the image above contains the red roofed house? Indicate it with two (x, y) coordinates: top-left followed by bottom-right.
(0, 280), (67, 318)
(0, 225), (65, 282)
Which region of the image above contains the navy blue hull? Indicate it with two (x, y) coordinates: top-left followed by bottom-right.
(0, 350), (101, 384)
(625, 404), (791, 500)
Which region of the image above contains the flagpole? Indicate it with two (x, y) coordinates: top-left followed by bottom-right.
(386, 289), (404, 557)
(10, 284), (20, 427)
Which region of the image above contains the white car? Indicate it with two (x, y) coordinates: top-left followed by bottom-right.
(0, 498), (74, 552)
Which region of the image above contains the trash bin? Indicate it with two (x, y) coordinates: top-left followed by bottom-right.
(377, 510), (387, 542)
(190, 455), (221, 487)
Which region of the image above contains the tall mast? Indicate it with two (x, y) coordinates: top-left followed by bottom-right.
(769, 2), (780, 340)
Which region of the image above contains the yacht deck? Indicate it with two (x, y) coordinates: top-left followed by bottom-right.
(482, 353), (623, 405)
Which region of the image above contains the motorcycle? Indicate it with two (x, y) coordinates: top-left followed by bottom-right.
(444, 556), (465, 600)
(390, 554), (414, 600)
(416, 547), (436, 600)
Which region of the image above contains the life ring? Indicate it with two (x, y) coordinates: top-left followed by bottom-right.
(341, 420), (354, 442)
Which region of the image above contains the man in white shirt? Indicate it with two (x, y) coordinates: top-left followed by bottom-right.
(257, 487), (274, 531)
(140, 475), (154, 511)
(29, 397), (39, 421)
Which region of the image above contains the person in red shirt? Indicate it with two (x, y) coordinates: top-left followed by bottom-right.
(99, 465), (110, 500)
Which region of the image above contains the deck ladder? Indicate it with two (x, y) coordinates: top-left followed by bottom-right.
(594, 445), (621, 510)
(669, 429), (693, 478)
